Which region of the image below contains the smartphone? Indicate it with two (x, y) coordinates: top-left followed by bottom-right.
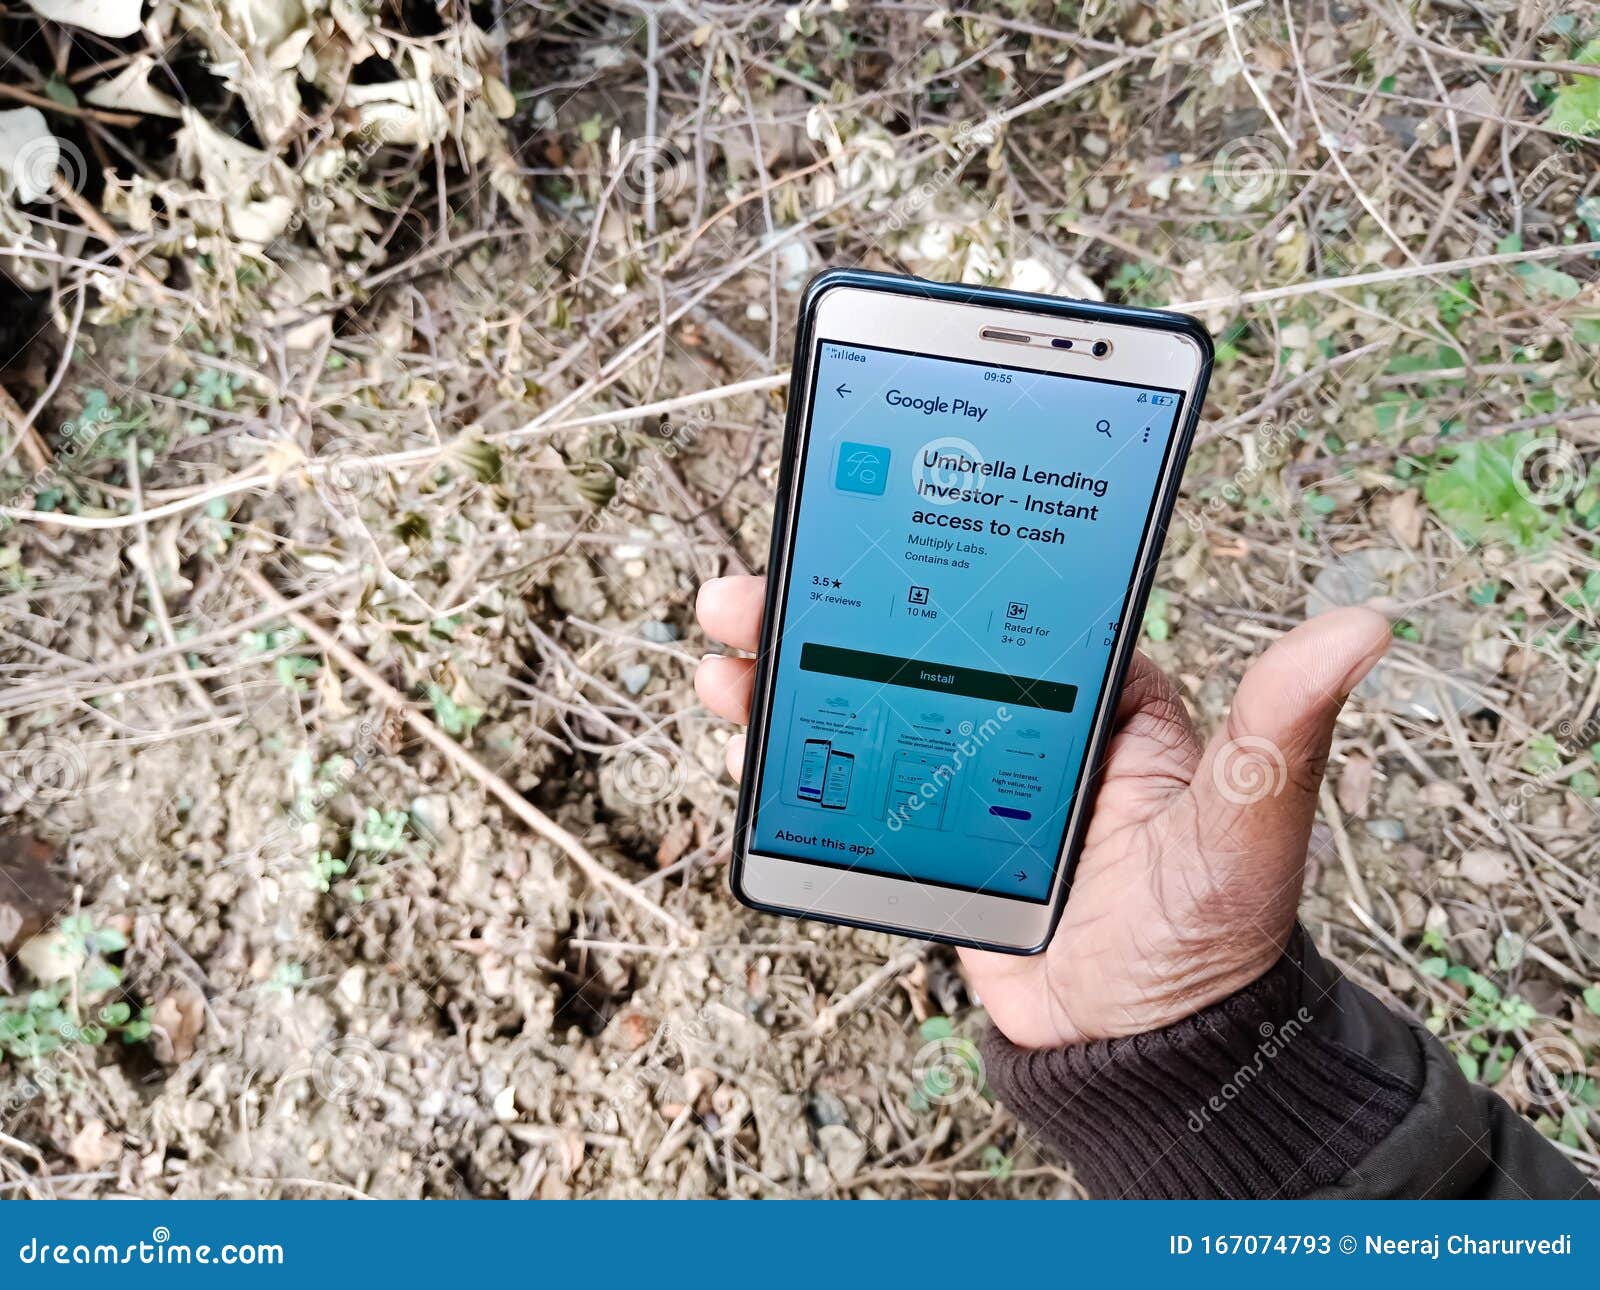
(819, 750), (854, 811)
(796, 738), (830, 802)
(732, 269), (1212, 953)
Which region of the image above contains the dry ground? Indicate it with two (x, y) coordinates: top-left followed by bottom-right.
(2, 0), (1599, 1197)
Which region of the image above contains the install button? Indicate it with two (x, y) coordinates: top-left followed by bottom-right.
(799, 644), (1077, 713)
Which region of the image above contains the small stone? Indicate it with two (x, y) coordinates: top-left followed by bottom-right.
(619, 663), (652, 695)
(806, 1089), (849, 1129)
(336, 966), (366, 1006)
(408, 794), (451, 844)
(68, 1119), (121, 1170)
(614, 1010), (655, 1051)
(1418, 782), (1464, 809)
(17, 930), (84, 984)
(1364, 818), (1406, 842)
(639, 620), (678, 644)
(817, 1124), (866, 1180)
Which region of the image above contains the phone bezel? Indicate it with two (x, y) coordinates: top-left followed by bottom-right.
(731, 270), (1213, 954)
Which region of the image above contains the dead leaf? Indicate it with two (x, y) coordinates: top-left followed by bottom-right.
(0, 834), (67, 955)
(259, 439), (306, 483)
(345, 76), (448, 146)
(150, 990), (205, 1064)
(1576, 901), (1600, 940)
(26, 0), (142, 39)
(1418, 782), (1465, 809)
(1386, 489), (1423, 548)
(1336, 753), (1374, 817)
(317, 662), (351, 717)
(483, 77), (516, 120)
(85, 57), (181, 118)
(68, 1118), (122, 1169)
(0, 108), (59, 204)
(175, 108), (299, 246)
(655, 817), (693, 868)
(1458, 847), (1514, 887)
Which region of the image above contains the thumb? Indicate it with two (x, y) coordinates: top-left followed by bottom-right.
(1194, 607), (1391, 866)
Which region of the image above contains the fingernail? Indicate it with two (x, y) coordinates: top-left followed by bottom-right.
(695, 577), (725, 615)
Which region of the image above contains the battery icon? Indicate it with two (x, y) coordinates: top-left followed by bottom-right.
(1151, 393), (1177, 406)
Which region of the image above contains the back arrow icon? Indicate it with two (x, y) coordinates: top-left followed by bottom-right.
(836, 383), (852, 397)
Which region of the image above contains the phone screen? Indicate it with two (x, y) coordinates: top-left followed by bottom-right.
(797, 739), (830, 801)
(750, 338), (1186, 901)
(820, 751), (854, 811)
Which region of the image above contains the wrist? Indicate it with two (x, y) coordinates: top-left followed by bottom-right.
(981, 926), (1421, 1198)
(979, 931), (1290, 1052)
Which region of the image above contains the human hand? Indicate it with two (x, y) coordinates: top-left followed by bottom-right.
(695, 574), (1390, 1050)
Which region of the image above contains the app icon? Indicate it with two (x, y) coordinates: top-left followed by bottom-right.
(835, 442), (890, 496)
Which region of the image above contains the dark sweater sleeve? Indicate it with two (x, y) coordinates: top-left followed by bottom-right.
(981, 926), (1596, 1199)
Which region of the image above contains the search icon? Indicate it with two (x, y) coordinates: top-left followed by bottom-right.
(1095, 419), (1112, 437)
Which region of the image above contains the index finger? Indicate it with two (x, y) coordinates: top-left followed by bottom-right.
(696, 574), (767, 653)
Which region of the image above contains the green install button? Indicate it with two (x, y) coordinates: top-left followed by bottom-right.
(798, 643), (1077, 713)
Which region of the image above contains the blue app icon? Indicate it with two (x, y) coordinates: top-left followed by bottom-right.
(835, 442), (891, 496)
